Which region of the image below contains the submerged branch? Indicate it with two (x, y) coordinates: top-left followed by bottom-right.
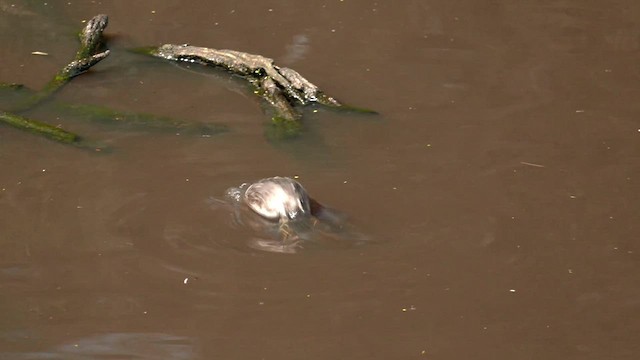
(11, 14), (110, 113)
(0, 111), (78, 143)
(57, 103), (229, 136)
(0, 111), (108, 152)
(0, 83), (25, 91)
(0, 15), (111, 149)
(1, 83), (227, 138)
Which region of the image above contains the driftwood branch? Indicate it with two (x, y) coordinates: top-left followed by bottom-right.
(20, 14), (110, 110)
(145, 44), (376, 138)
(0, 15), (111, 148)
(76, 14), (109, 59)
(2, 15), (228, 147)
(2, 14), (377, 148)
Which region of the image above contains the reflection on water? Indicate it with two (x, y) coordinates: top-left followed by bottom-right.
(207, 187), (370, 254)
(280, 33), (311, 65)
(2, 333), (195, 360)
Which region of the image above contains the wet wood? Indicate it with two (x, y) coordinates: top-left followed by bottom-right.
(147, 44), (377, 136)
(1, 15), (110, 147)
(1, 13), (376, 147)
(12, 14), (110, 112)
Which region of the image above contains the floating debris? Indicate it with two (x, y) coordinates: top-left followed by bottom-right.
(520, 161), (545, 168)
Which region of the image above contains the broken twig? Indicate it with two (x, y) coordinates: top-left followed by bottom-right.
(0, 15), (112, 147)
(10, 14), (110, 113)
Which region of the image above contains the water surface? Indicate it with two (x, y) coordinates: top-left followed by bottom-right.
(1, 1), (639, 359)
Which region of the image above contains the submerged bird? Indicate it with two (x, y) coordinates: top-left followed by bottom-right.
(243, 176), (314, 222)
(226, 176), (327, 224)
(222, 176), (361, 253)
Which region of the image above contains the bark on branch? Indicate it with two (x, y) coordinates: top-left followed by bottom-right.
(11, 14), (110, 113)
(145, 44), (376, 139)
(1, 14), (377, 148)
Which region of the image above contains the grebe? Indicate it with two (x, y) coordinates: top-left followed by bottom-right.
(243, 176), (311, 222)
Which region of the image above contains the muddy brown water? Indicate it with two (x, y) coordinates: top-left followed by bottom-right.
(1, 1), (639, 359)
